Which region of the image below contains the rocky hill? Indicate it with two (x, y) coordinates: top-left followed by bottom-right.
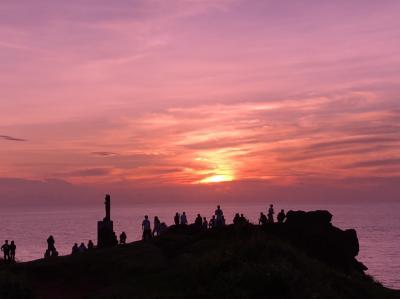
(0, 210), (399, 299)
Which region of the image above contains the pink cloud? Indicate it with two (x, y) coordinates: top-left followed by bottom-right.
(0, 0), (400, 202)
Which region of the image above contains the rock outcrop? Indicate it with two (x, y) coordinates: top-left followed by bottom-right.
(265, 210), (367, 272)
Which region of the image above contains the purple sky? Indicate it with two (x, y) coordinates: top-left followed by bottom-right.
(1, 0), (400, 205)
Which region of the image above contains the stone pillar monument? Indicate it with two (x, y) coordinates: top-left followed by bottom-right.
(97, 194), (117, 248)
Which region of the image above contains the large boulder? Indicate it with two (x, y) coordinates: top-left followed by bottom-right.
(275, 210), (366, 272)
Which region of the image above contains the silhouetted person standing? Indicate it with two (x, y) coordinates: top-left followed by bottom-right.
(1, 240), (10, 262)
(79, 242), (87, 253)
(9, 241), (16, 262)
(233, 213), (240, 225)
(174, 212), (180, 225)
(277, 209), (286, 224)
(259, 212), (267, 226)
(202, 217), (208, 230)
(119, 232), (127, 244)
(153, 216), (161, 236)
(88, 240), (95, 250)
(72, 243), (79, 255)
(142, 215), (152, 240)
(195, 214), (202, 228)
(47, 235), (56, 252)
(180, 212), (188, 226)
(268, 204), (275, 223)
(215, 205), (224, 227)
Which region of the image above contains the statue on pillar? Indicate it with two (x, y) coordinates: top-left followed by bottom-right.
(97, 194), (117, 248)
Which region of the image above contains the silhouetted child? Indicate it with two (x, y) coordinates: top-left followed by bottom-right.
(209, 215), (216, 228)
(120, 232), (127, 244)
(202, 217), (208, 230)
(72, 243), (79, 255)
(44, 249), (51, 259)
(1, 240), (10, 262)
(174, 212), (180, 225)
(88, 240), (95, 250)
(9, 241), (16, 262)
(180, 212), (188, 225)
(153, 217), (161, 236)
(277, 209), (286, 224)
(142, 215), (152, 240)
(268, 204), (275, 223)
(259, 212), (267, 226)
(195, 214), (202, 228)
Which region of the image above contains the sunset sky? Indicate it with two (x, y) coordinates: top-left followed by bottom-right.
(1, 0), (400, 204)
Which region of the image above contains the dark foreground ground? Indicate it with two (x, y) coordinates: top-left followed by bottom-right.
(0, 221), (399, 299)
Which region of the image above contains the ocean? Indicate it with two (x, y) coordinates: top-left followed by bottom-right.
(0, 201), (399, 290)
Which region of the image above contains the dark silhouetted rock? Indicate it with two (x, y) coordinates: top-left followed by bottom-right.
(262, 210), (366, 273)
(285, 210), (332, 227)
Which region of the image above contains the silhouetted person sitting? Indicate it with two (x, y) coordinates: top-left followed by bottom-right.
(1, 240), (10, 262)
(120, 232), (127, 244)
(142, 215), (152, 240)
(239, 213), (248, 224)
(174, 212), (180, 225)
(215, 205), (224, 227)
(79, 242), (87, 253)
(112, 232), (118, 246)
(159, 222), (168, 235)
(153, 216), (161, 237)
(9, 241), (16, 262)
(209, 215), (216, 228)
(268, 204), (275, 223)
(180, 212), (188, 225)
(88, 240), (95, 250)
(195, 214), (203, 228)
(202, 217), (208, 230)
(277, 209), (286, 224)
(259, 212), (267, 226)
(233, 213), (241, 225)
(72, 243), (79, 255)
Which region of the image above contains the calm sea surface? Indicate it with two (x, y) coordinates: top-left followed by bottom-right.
(0, 201), (399, 289)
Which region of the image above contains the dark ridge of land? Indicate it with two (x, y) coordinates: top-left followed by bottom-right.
(0, 211), (399, 299)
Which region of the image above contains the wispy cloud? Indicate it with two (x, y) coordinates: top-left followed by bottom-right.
(347, 158), (400, 169)
(0, 135), (27, 142)
(91, 151), (119, 157)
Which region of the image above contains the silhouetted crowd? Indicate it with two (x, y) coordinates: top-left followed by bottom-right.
(2, 204), (287, 262)
(140, 204), (286, 241)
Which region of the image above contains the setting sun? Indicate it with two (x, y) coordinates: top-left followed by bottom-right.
(200, 174), (234, 184)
